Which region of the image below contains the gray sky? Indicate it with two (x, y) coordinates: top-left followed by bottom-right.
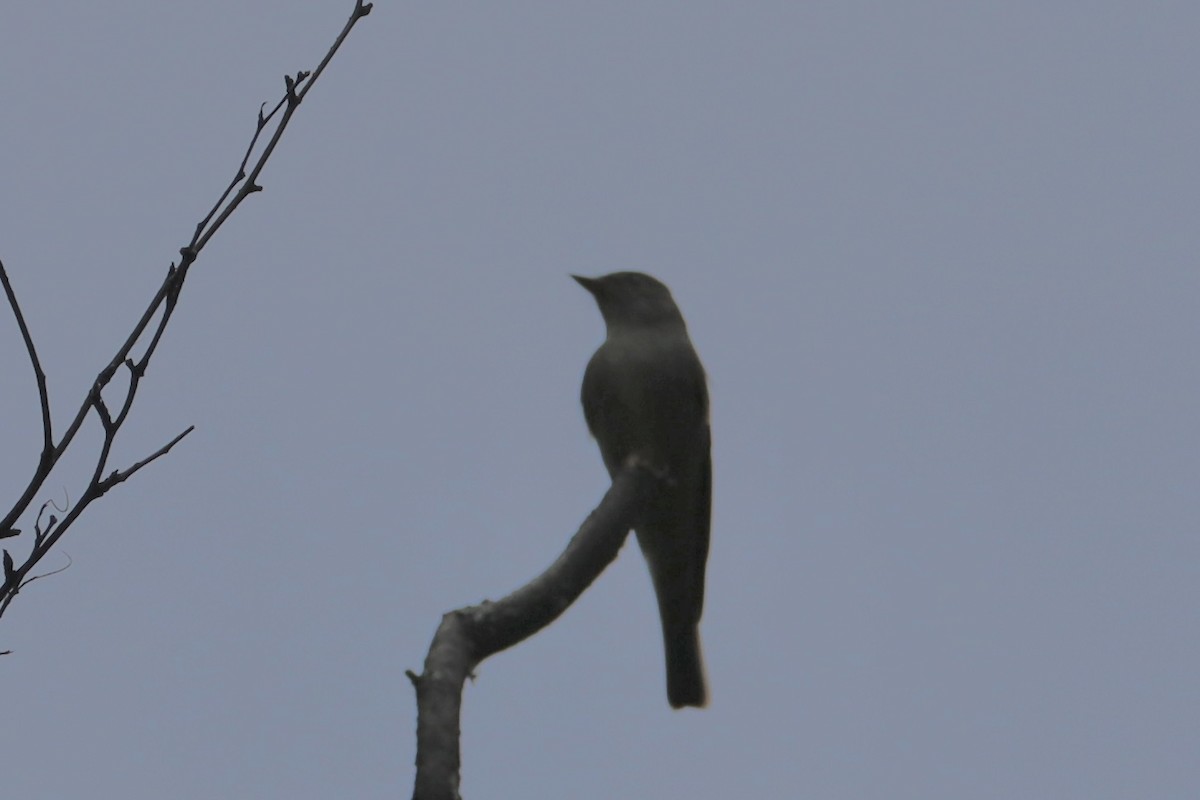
(2, 3), (1197, 798)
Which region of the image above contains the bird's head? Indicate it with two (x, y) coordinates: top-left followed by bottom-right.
(573, 272), (686, 330)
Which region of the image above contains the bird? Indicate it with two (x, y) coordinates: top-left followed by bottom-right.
(573, 271), (711, 709)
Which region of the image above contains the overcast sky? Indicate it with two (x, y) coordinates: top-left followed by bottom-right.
(2, 3), (1197, 798)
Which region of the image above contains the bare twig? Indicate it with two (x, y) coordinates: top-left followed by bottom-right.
(0, 261), (53, 456)
(16, 553), (73, 594)
(0, 1), (373, 623)
(33, 492), (68, 548)
(0, 259), (54, 518)
(409, 463), (655, 800)
(99, 426), (196, 494)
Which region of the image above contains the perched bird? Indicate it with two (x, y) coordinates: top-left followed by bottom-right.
(573, 271), (711, 709)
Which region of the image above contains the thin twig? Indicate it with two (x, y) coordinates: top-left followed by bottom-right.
(17, 552), (73, 592)
(99, 426), (195, 493)
(0, 260), (54, 541)
(0, 260), (53, 458)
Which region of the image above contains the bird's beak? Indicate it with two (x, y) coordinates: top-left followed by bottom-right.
(572, 274), (600, 295)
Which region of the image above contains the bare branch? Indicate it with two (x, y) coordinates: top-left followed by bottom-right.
(410, 463), (655, 800)
(1, 2), (373, 624)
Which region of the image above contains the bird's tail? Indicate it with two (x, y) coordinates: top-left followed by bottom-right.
(664, 622), (708, 709)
